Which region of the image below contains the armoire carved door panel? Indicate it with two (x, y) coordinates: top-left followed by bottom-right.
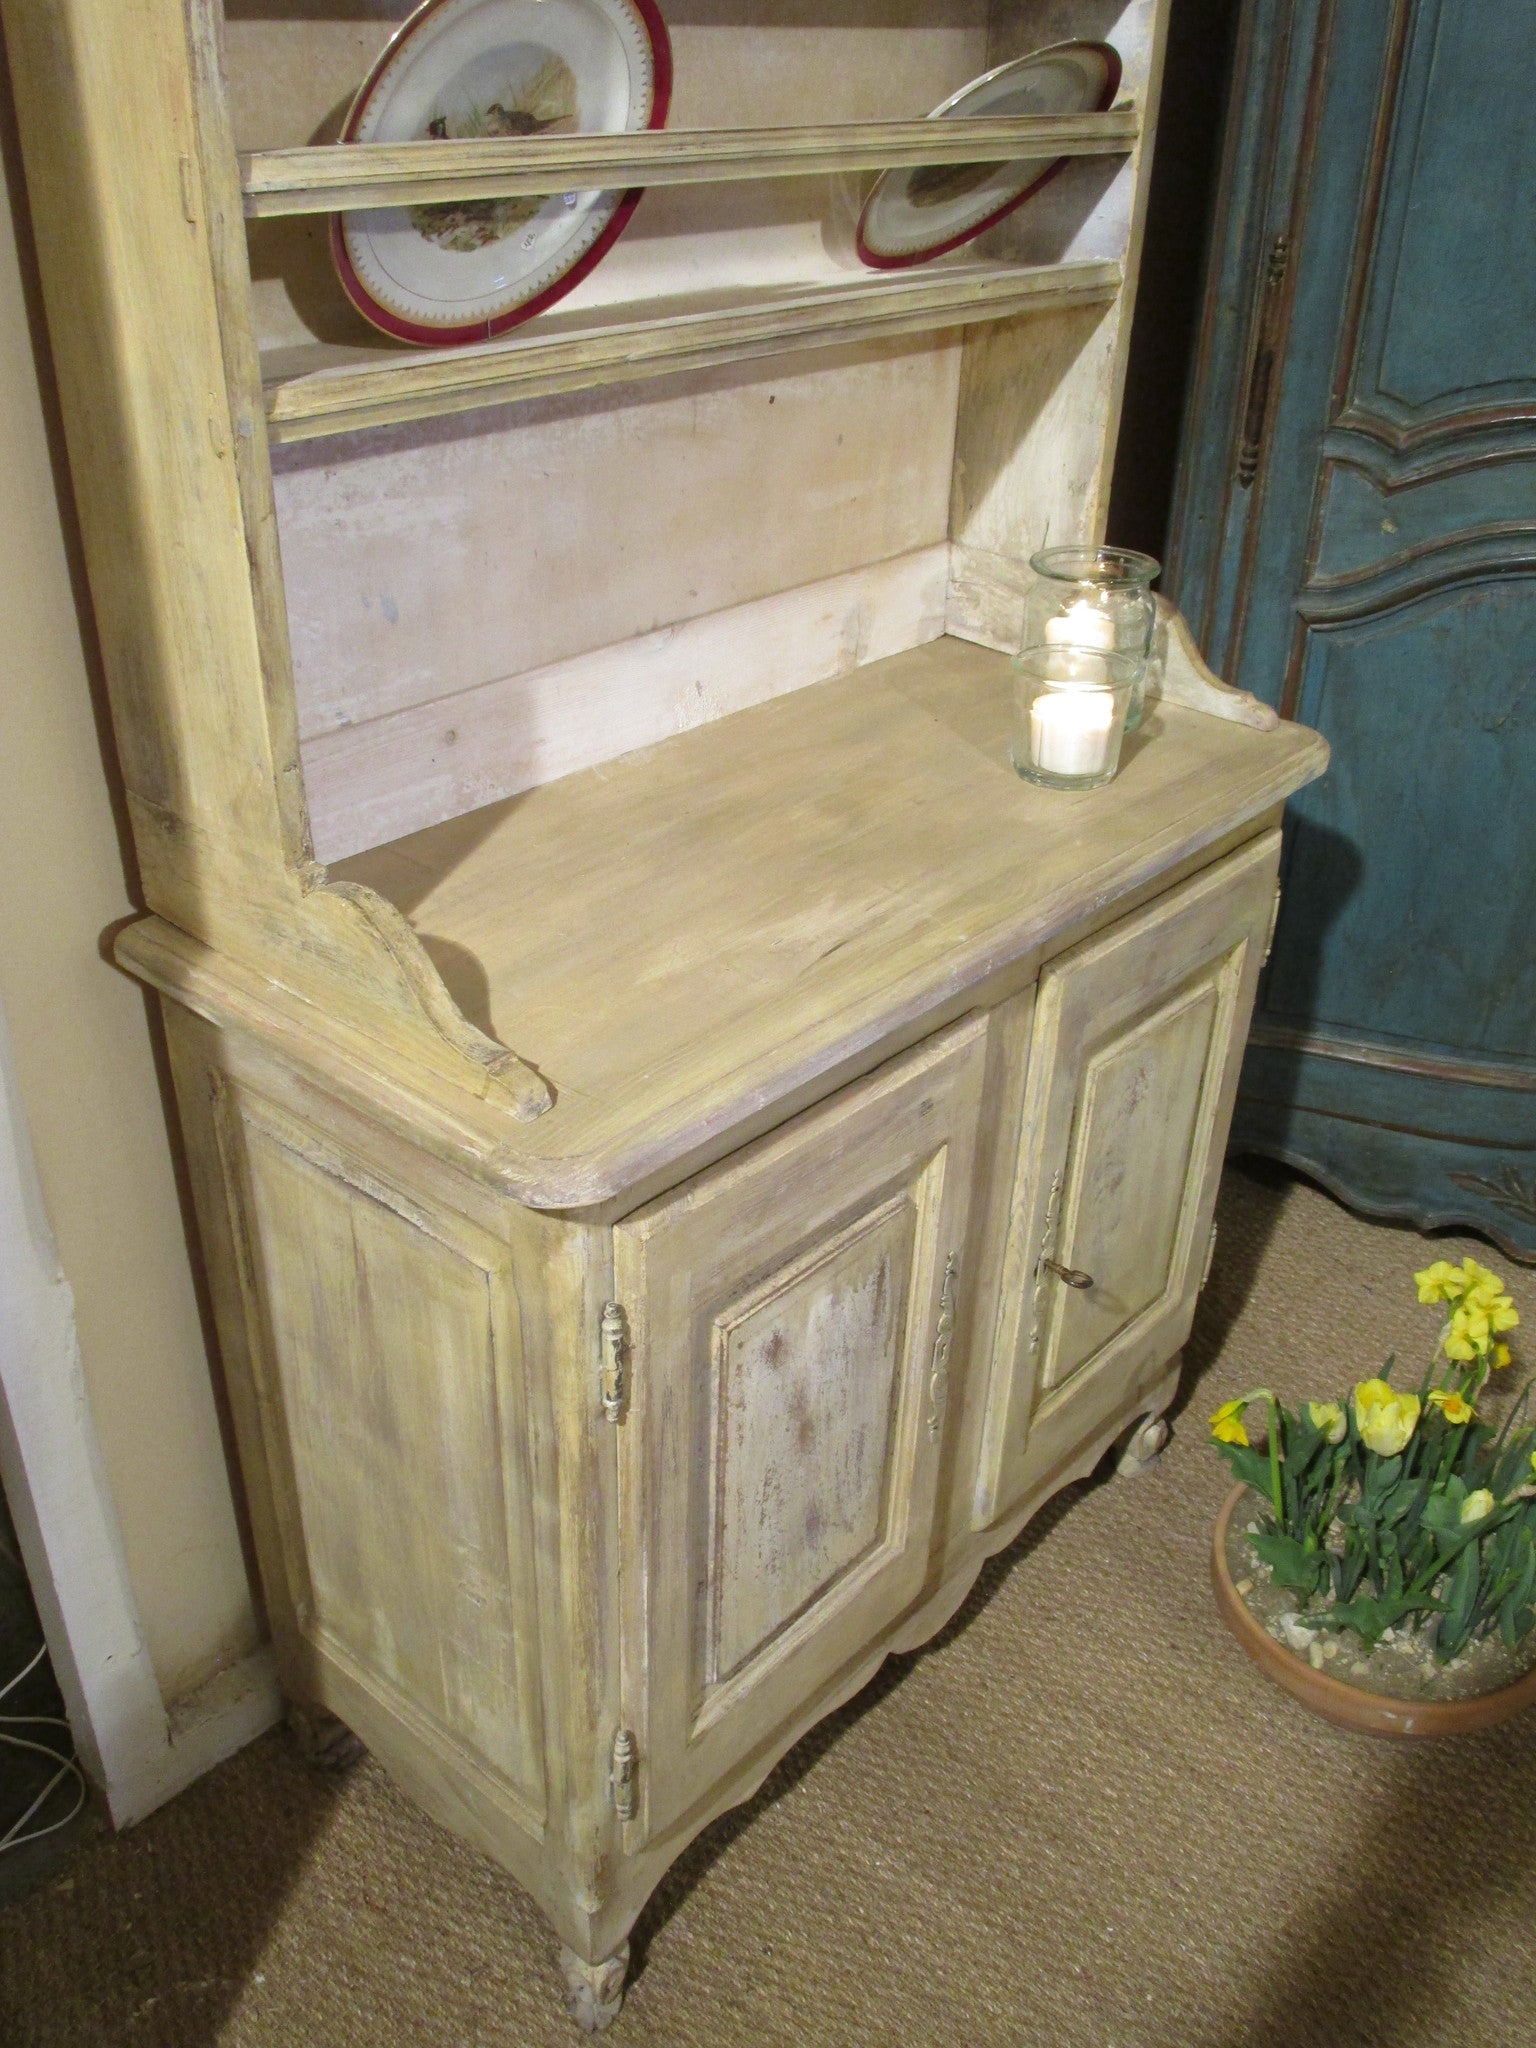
(1169, 0), (1536, 1256)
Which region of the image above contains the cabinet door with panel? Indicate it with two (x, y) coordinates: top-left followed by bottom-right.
(976, 834), (1282, 1528)
(615, 1015), (988, 1849)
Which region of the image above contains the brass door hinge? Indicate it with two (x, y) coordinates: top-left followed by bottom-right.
(600, 1302), (628, 1423)
(610, 1728), (638, 1822)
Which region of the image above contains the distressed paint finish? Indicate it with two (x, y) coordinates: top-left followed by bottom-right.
(1168, 0), (1536, 1257)
(1044, 978), (1221, 1394)
(977, 832), (1281, 1527)
(614, 1016), (987, 1848)
(329, 631), (1324, 1211)
(221, 1091), (548, 1825)
(708, 1195), (914, 1689)
(150, 808), (1318, 1992)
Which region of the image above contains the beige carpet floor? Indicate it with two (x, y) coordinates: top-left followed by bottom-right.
(3, 1162), (1534, 2048)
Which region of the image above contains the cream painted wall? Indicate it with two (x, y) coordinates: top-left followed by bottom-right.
(0, 75), (261, 1702)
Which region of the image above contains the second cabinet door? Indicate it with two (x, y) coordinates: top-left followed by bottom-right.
(975, 832), (1281, 1528)
(615, 1015), (988, 1848)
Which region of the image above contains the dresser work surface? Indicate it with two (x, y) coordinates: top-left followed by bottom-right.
(130, 635), (1325, 1212)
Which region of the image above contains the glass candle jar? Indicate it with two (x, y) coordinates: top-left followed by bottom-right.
(1026, 546), (1161, 729)
(1011, 648), (1139, 790)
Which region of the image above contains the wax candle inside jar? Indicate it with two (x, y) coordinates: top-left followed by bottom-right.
(1030, 687), (1114, 778)
(1044, 597), (1116, 651)
(1042, 646), (1109, 686)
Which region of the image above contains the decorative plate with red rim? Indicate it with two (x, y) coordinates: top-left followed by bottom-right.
(856, 41), (1121, 271)
(330, 0), (673, 347)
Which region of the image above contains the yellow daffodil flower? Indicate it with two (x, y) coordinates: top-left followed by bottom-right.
(1418, 1258), (1520, 1351)
(1428, 1388), (1474, 1425)
(1466, 1286), (1515, 1335)
(1442, 1291), (1519, 1364)
(1307, 1400), (1347, 1445)
(1456, 1263), (1518, 1325)
(1353, 1378), (1421, 1457)
(1497, 1342), (1517, 1370)
(1454, 1301), (1491, 1344)
(1460, 1488), (1496, 1525)
(1210, 1397), (1249, 1448)
(1414, 1259), (1466, 1305)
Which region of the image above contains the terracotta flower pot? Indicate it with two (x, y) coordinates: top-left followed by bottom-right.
(1211, 1485), (1536, 1738)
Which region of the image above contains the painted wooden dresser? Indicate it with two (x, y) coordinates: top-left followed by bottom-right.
(5, 0), (1325, 2025)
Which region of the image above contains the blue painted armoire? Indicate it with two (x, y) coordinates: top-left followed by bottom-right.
(1168, 0), (1536, 1261)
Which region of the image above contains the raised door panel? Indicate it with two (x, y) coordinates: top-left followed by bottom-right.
(707, 1193), (916, 1691)
(616, 1015), (988, 1848)
(215, 1089), (546, 1832)
(976, 834), (1281, 1528)
(1041, 976), (1223, 1396)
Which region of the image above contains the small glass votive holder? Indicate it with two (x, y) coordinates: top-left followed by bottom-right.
(1010, 648), (1139, 791)
(1026, 545), (1161, 730)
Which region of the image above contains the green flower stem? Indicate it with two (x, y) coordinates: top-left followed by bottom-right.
(1435, 1422), (1465, 1488)
(1403, 1508), (1513, 1603)
(1317, 1453), (1349, 1542)
(1267, 1395), (1284, 1527)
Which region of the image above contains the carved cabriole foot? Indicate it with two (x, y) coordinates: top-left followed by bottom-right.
(560, 1943), (630, 2033)
(285, 1701), (366, 1772)
(1115, 1412), (1170, 1478)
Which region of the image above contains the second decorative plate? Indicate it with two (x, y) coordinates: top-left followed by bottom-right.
(857, 42), (1122, 270)
(331, 0), (673, 346)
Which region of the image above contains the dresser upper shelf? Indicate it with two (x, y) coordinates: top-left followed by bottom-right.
(115, 634), (1328, 1210)
(262, 257), (1122, 442)
(240, 108), (1140, 216)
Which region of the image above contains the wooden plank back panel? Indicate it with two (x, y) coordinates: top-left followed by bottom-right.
(223, 2), (992, 154)
(303, 544), (950, 861)
(275, 339), (961, 740)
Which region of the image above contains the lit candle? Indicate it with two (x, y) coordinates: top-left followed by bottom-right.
(1030, 687), (1115, 779)
(1042, 647), (1109, 686)
(1045, 597), (1116, 652)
